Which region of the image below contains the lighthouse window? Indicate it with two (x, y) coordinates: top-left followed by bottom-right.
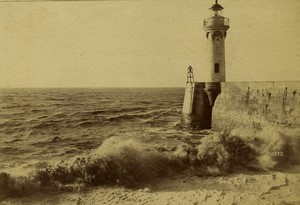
(214, 63), (220, 73)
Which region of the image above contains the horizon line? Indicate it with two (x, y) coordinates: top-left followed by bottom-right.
(1, 80), (300, 89)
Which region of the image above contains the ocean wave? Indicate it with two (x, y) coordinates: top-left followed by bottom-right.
(74, 120), (103, 127)
(106, 109), (178, 122)
(1, 127), (299, 201)
(31, 121), (58, 130)
(30, 109), (43, 114)
(0, 172), (39, 201)
(2, 104), (32, 109)
(106, 113), (153, 122)
(71, 107), (149, 117)
(0, 121), (23, 129)
(45, 97), (68, 102)
(0, 147), (29, 155)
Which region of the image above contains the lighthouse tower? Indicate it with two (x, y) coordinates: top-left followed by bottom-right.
(181, 0), (230, 129)
(204, 0), (230, 82)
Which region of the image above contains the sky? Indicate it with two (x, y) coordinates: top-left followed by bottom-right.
(0, 0), (299, 87)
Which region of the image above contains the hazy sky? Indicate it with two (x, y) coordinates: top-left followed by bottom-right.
(0, 0), (299, 87)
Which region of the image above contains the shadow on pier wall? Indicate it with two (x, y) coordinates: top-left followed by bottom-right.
(181, 82), (221, 129)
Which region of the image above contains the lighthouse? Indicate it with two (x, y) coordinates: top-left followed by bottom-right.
(181, 0), (230, 129)
(204, 0), (229, 82)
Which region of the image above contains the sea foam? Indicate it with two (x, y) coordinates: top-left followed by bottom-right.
(1, 127), (299, 201)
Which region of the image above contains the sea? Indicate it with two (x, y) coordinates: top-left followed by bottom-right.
(0, 88), (189, 175)
(0, 88), (299, 200)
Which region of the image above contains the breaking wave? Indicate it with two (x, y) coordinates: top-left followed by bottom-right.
(1, 127), (299, 201)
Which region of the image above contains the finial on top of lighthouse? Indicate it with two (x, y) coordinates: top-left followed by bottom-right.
(210, 0), (224, 11)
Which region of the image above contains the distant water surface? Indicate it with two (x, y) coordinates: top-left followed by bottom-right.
(0, 88), (188, 173)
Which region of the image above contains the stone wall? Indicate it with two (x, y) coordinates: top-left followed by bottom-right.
(212, 81), (300, 131)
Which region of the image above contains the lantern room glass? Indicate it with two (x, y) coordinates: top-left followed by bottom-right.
(212, 10), (222, 16)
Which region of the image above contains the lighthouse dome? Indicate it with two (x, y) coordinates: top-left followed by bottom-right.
(210, 0), (224, 11)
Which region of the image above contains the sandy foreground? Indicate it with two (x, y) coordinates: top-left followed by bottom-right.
(2, 171), (300, 205)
